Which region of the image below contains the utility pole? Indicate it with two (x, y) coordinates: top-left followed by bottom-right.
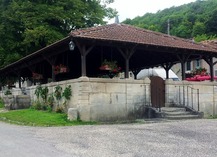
(167, 19), (170, 35)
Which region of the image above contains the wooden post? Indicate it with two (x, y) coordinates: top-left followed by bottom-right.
(81, 54), (87, 76)
(181, 61), (186, 80)
(42, 55), (57, 82)
(204, 56), (214, 82)
(177, 54), (191, 81)
(52, 65), (55, 81)
(18, 76), (21, 88)
(76, 42), (94, 77)
(118, 47), (135, 78)
(162, 62), (174, 79)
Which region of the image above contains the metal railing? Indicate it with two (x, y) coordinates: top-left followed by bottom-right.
(186, 86), (200, 111)
(175, 85), (200, 111)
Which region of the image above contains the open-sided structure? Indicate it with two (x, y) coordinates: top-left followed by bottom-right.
(1, 24), (217, 121)
(1, 24), (217, 83)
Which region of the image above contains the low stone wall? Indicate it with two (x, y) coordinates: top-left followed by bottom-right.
(24, 77), (151, 121)
(3, 95), (31, 110)
(165, 80), (217, 116)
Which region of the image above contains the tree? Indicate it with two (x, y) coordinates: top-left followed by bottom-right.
(122, 0), (217, 40)
(0, 0), (117, 68)
(192, 22), (206, 37)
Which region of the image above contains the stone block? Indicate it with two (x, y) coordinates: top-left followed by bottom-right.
(3, 95), (30, 110)
(3, 95), (15, 110)
(78, 105), (90, 121)
(106, 83), (125, 93)
(111, 94), (126, 105)
(90, 93), (111, 104)
(16, 95), (31, 109)
(68, 108), (78, 121)
(90, 103), (118, 121)
(90, 83), (106, 93)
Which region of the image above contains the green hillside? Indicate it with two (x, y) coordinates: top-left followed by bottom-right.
(123, 0), (217, 42)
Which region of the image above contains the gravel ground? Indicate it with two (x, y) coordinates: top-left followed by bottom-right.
(1, 119), (217, 157)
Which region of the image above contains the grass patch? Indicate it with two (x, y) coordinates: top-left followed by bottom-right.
(0, 109), (97, 126)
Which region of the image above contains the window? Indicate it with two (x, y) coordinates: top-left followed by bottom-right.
(215, 70), (217, 77)
(195, 59), (201, 68)
(186, 61), (191, 71)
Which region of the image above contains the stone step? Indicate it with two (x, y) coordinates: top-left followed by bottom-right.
(164, 114), (201, 120)
(159, 107), (202, 120)
(161, 107), (186, 112)
(163, 111), (192, 116)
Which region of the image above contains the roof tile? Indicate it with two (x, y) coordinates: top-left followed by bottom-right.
(70, 24), (217, 52)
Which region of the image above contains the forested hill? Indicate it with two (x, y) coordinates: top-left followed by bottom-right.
(123, 0), (217, 42)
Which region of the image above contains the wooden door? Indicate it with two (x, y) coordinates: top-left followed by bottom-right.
(150, 76), (165, 108)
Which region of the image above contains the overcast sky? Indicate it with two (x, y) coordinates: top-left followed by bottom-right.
(108, 0), (196, 23)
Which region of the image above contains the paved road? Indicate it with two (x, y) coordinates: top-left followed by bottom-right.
(0, 119), (217, 157)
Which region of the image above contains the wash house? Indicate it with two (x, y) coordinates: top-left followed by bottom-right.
(1, 24), (217, 121)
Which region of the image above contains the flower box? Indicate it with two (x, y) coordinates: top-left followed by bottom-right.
(54, 64), (69, 74)
(99, 60), (121, 73)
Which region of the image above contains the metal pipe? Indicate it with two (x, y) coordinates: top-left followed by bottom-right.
(183, 86), (185, 106)
(187, 86), (189, 107)
(197, 89), (200, 111)
(179, 86), (181, 105)
(191, 88), (193, 109)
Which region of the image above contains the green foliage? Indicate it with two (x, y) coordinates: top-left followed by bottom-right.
(62, 85), (72, 101)
(31, 101), (42, 110)
(0, 97), (4, 108)
(34, 85), (49, 102)
(123, 0), (217, 41)
(194, 34), (217, 42)
(0, 109), (97, 126)
(41, 86), (49, 102)
(0, 0), (116, 67)
(4, 89), (12, 95)
(33, 85), (50, 111)
(34, 85), (72, 113)
(47, 94), (54, 108)
(54, 85), (72, 113)
(35, 86), (42, 100)
(54, 85), (62, 101)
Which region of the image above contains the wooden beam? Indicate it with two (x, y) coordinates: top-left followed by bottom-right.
(118, 47), (136, 78)
(76, 42), (94, 76)
(176, 53), (191, 80)
(162, 62), (174, 79)
(203, 56), (214, 81)
(42, 55), (57, 82)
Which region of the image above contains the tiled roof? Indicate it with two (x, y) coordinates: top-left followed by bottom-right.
(70, 23), (217, 53)
(201, 40), (217, 50)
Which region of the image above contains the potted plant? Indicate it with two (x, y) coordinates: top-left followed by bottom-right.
(99, 59), (121, 73)
(54, 64), (69, 74)
(193, 67), (207, 76)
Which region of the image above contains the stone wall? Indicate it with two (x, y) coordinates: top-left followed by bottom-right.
(3, 95), (31, 110)
(2, 77), (217, 119)
(13, 77), (151, 121)
(165, 79), (217, 116)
